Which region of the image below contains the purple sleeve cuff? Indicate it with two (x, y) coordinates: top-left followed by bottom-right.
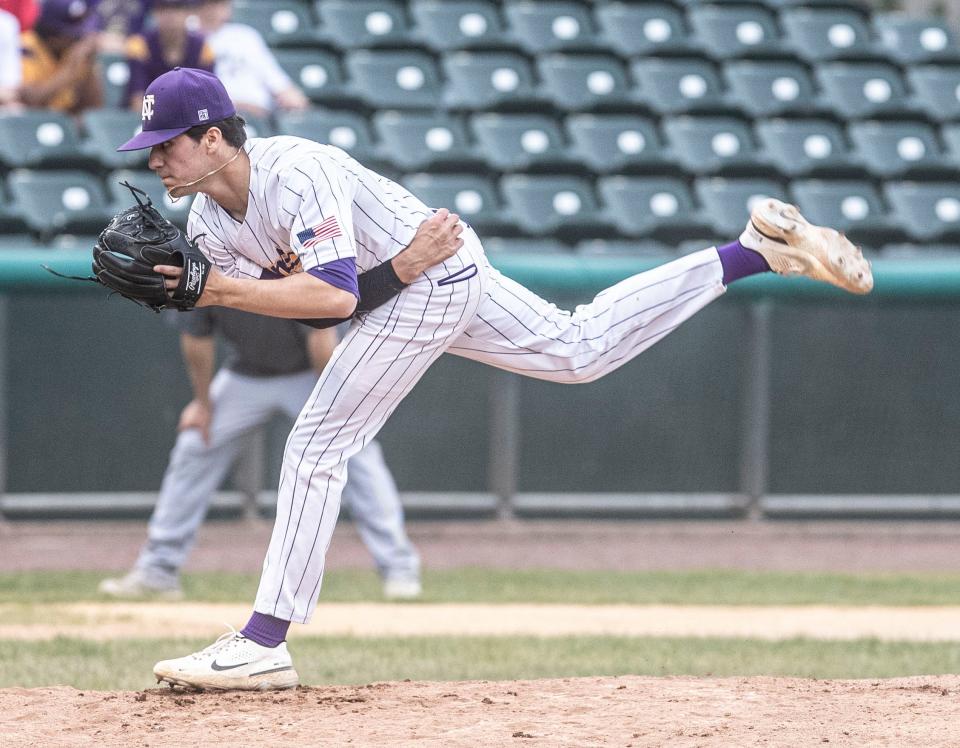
(307, 257), (359, 299)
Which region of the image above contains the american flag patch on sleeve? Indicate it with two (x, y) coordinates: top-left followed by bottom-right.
(296, 216), (342, 248)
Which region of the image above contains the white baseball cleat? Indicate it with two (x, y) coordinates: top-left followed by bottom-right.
(154, 629), (300, 691)
(740, 198), (874, 295)
(98, 570), (184, 601)
(383, 577), (422, 600)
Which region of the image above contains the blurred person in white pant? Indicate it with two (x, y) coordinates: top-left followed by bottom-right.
(0, 8), (22, 109)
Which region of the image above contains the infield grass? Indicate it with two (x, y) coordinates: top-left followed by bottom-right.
(4, 569), (960, 605)
(3, 636), (960, 691)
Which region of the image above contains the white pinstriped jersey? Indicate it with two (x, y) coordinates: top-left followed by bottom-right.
(187, 136), (434, 279)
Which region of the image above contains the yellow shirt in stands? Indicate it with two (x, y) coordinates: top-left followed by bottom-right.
(20, 30), (93, 112)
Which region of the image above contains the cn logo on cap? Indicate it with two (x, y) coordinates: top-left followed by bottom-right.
(142, 94), (155, 122)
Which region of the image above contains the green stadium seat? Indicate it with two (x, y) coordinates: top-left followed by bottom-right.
(231, 1), (318, 48)
(661, 116), (765, 175)
(409, 0), (508, 52)
(484, 237), (572, 255)
(0, 234), (39, 250)
(537, 54), (633, 112)
(755, 118), (858, 177)
(470, 113), (574, 172)
(0, 180), (29, 234)
(565, 114), (672, 173)
(594, 3), (692, 57)
(499, 175), (612, 237)
(597, 176), (711, 240)
(847, 121), (948, 178)
(275, 110), (380, 166)
(402, 173), (517, 234)
(631, 58), (729, 115)
(723, 61), (820, 117)
(575, 238), (674, 257)
(443, 52), (542, 110)
(236, 111), (274, 140)
(81, 109), (148, 170)
(687, 5), (782, 59)
(790, 179), (900, 244)
(317, 1), (413, 50)
(873, 13), (960, 65)
(694, 177), (788, 236)
(884, 182), (960, 241)
(938, 124), (960, 166)
(780, 8), (881, 62)
(345, 51), (441, 109)
(502, 1), (600, 54)
(107, 170), (192, 229)
(815, 63), (915, 120)
(907, 66), (960, 122)
(272, 49), (352, 107)
(97, 52), (131, 110)
(373, 111), (479, 171)
(0, 111), (94, 169)
(7, 170), (114, 239)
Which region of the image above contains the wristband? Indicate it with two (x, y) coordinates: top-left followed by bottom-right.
(356, 258), (408, 313)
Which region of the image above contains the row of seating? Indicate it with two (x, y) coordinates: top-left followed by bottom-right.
(3, 168), (959, 245)
(98, 46), (960, 122)
(5, 108), (960, 183)
(233, 1), (957, 66)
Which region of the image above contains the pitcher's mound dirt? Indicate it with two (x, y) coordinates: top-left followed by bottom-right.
(4, 674), (960, 747)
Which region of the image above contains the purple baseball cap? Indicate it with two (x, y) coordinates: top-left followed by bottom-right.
(117, 67), (237, 152)
(36, 0), (98, 39)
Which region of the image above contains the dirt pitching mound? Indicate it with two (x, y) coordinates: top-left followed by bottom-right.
(4, 674), (960, 747)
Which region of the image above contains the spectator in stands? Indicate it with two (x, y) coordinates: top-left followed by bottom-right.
(125, 0), (214, 112)
(0, 8), (23, 109)
(96, 0), (153, 54)
(0, 0), (37, 31)
(194, 0), (308, 118)
(18, 0), (104, 115)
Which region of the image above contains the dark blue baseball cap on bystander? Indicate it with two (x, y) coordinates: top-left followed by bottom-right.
(117, 67), (236, 152)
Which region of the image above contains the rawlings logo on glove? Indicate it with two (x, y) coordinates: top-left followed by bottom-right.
(45, 182), (211, 312)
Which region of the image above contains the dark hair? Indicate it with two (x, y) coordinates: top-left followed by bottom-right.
(185, 114), (247, 148)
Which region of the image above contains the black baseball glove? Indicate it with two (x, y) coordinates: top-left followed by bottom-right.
(46, 182), (211, 312)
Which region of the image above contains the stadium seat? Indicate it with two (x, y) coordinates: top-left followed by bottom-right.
(537, 54), (633, 112)
(0, 180), (28, 235)
(565, 114), (673, 173)
(815, 63), (915, 119)
(272, 49), (351, 107)
(97, 52), (131, 110)
(499, 175), (613, 237)
(81, 109), (149, 170)
(687, 5), (782, 59)
(107, 170), (192, 229)
(484, 237), (572, 255)
(847, 121), (948, 178)
(755, 118), (859, 177)
(317, 1), (412, 49)
(409, 0), (508, 52)
(345, 51), (442, 109)
(575, 238), (675, 257)
(7, 170), (114, 239)
(873, 13), (960, 65)
(907, 66), (960, 122)
(231, 1), (318, 48)
(780, 8), (881, 61)
(631, 58), (729, 115)
(790, 179), (900, 243)
(373, 111), (479, 171)
(723, 61), (820, 117)
(470, 113), (574, 172)
(661, 116), (765, 175)
(0, 111), (94, 169)
(443, 52), (542, 110)
(402, 173), (516, 234)
(236, 111), (274, 140)
(938, 124), (960, 166)
(502, 1), (600, 54)
(594, 3), (692, 57)
(596, 176), (711, 240)
(884, 182), (960, 241)
(694, 177), (788, 236)
(275, 110), (380, 166)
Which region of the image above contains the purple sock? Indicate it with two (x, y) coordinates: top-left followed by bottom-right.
(241, 611), (290, 648)
(716, 240), (771, 286)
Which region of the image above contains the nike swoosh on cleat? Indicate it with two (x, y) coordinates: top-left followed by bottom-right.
(210, 660), (252, 671)
(249, 665), (295, 677)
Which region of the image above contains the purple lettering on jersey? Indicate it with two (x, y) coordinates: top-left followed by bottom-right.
(308, 257), (359, 298)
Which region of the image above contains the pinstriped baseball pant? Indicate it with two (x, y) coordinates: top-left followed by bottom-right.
(256, 232), (726, 622)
